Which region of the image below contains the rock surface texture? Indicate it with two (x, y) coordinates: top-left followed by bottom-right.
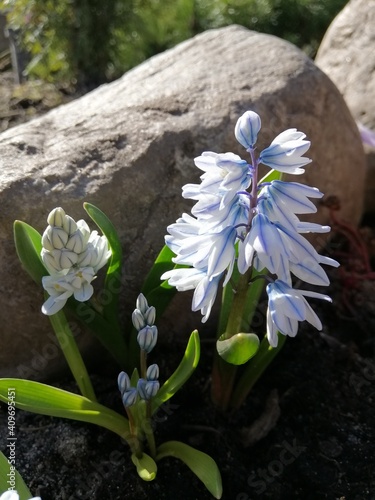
(0, 25), (366, 378)
(316, 0), (375, 211)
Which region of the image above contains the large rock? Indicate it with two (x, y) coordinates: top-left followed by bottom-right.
(315, 0), (375, 212)
(0, 25), (366, 379)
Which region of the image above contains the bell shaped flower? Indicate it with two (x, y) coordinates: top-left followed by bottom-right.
(259, 129), (311, 174)
(266, 280), (332, 347)
(137, 378), (160, 400)
(258, 180), (329, 233)
(235, 110), (261, 150)
(189, 152), (251, 209)
(192, 274), (222, 323)
(41, 267), (96, 315)
(238, 213), (290, 282)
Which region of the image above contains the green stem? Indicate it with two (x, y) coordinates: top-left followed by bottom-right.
(145, 402), (157, 458)
(211, 269), (252, 410)
(126, 407), (143, 458)
(229, 332), (286, 411)
(140, 350), (147, 379)
(48, 308), (97, 401)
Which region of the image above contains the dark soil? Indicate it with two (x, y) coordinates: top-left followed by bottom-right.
(0, 69), (374, 500)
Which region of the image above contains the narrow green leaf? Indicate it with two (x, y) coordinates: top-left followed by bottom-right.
(131, 452), (157, 481)
(156, 441), (222, 499)
(141, 244), (177, 319)
(151, 330), (200, 413)
(13, 220), (46, 284)
(217, 332), (260, 365)
(0, 379), (130, 442)
(0, 449), (33, 499)
(66, 299), (128, 367)
(83, 202), (123, 325)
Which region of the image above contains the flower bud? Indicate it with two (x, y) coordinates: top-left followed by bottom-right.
(235, 110), (261, 149)
(118, 371), (131, 395)
(41, 249), (64, 273)
(132, 309), (146, 331)
(137, 378), (159, 401)
(122, 388), (138, 408)
(144, 306), (156, 326)
(62, 215), (78, 235)
(52, 248), (79, 269)
(66, 231), (86, 253)
(137, 325), (158, 353)
(136, 293), (149, 314)
(47, 207), (66, 227)
(146, 364), (159, 381)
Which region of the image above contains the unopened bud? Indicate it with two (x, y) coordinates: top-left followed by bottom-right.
(132, 309), (146, 331)
(122, 388), (138, 408)
(144, 306), (156, 326)
(137, 325), (158, 353)
(118, 371), (131, 395)
(66, 231), (86, 253)
(52, 248), (79, 269)
(47, 207), (66, 227)
(137, 378), (159, 401)
(146, 364), (159, 381)
(235, 110), (261, 149)
(62, 215), (78, 235)
(136, 293), (149, 314)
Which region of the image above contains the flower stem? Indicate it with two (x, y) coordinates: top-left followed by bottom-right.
(48, 307), (97, 401)
(211, 269), (253, 411)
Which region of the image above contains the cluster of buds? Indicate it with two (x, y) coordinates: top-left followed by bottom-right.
(118, 294), (160, 408)
(40, 207), (111, 315)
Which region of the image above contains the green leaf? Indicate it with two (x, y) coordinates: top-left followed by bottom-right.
(0, 379), (130, 442)
(13, 220), (46, 284)
(0, 449), (33, 499)
(83, 202), (123, 324)
(151, 330), (200, 413)
(156, 441), (222, 499)
(66, 300), (128, 367)
(141, 244), (177, 318)
(217, 332), (260, 365)
(258, 168), (283, 184)
(131, 452), (157, 481)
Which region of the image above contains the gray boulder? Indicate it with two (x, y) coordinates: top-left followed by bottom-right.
(316, 0), (375, 212)
(0, 25), (366, 379)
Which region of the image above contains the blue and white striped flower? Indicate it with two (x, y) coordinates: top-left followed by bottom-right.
(163, 110), (339, 343)
(266, 280), (332, 347)
(186, 152), (251, 209)
(259, 129), (311, 174)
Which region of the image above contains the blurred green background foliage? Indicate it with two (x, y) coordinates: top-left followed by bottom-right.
(0, 0), (348, 88)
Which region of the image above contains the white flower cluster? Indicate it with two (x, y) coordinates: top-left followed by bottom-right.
(0, 492), (41, 500)
(162, 111), (339, 347)
(40, 207), (111, 315)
